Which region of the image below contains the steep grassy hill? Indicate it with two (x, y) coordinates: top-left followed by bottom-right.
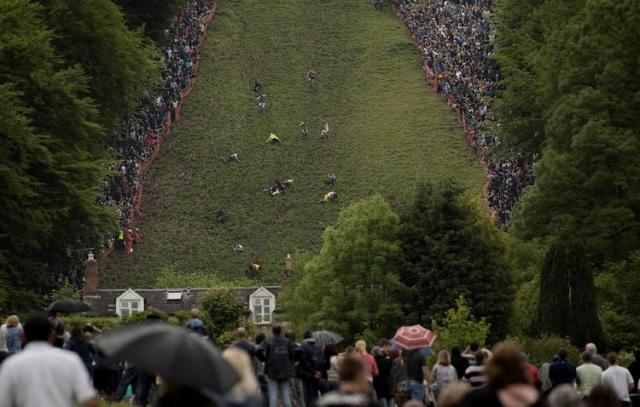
(102, 0), (485, 287)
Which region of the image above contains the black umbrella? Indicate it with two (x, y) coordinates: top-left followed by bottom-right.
(48, 298), (92, 314)
(96, 323), (239, 393)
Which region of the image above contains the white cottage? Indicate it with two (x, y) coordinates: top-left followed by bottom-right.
(115, 288), (145, 316)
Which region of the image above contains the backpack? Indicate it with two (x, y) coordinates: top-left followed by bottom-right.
(300, 340), (324, 378)
(186, 318), (206, 335)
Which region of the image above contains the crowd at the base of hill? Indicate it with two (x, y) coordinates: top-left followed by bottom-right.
(394, 0), (534, 228)
(2, 310), (640, 407)
(96, 0), (213, 255)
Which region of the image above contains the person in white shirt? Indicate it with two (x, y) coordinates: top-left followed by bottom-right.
(0, 315), (97, 407)
(601, 352), (634, 407)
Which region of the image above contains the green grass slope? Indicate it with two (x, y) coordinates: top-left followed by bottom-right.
(102, 0), (486, 287)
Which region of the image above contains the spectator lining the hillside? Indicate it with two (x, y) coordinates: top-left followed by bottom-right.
(395, 0), (534, 228)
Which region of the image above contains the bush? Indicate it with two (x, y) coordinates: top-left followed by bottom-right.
(509, 335), (580, 367)
(199, 289), (246, 345)
(431, 295), (490, 352)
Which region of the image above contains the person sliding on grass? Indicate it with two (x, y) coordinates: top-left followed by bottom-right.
(256, 94), (267, 113)
(220, 153), (240, 163)
(325, 173), (337, 187)
(253, 79), (263, 95)
(299, 121), (309, 137)
(321, 191), (338, 203)
(306, 68), (317, 88)
(320, 119), (330, 140)
(266, 133), (281, 145)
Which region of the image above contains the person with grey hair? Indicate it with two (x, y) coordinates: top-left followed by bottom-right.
(584, 343), (607, 370)
(548, 384), (582, 407)
(231, 327), (255, 358)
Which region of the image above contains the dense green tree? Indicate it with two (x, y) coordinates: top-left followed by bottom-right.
(286, 195), (406, 343)
(38, 0), (160, 127)
(534, 241), (604, 347)
(0, 0), (114, 311)
(535, 243), (571, 337)
(595, 252), (640, 349)
(498, 0), (640, 266)
(113, 0), (186, 42)
(399, 182), (514, 343)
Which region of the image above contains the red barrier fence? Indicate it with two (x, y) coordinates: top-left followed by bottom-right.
(394, 5), (492, 210)
(100, 2), (218, 264)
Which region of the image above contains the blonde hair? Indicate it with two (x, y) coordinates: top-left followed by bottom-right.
(437, 350), (451, 366)
(438, 382), (470, 407)
(222, 347), (259, 397)
(5, 315), (19, 327)
(355, 340), (367, 354)
(190, 308), (200, 318)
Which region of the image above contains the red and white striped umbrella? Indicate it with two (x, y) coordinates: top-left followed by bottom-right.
(391, 325), (437, 350)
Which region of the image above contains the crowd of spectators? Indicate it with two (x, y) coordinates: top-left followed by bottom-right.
(98, 0), (214, 251)
(395, 0), (534, 227)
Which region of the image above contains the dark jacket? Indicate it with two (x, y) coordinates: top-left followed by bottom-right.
(452, 354), (470, 379)
(374, 354), (393, 399)
(299, 338), (324, 379)
(263, 334), (295, 380)
(64, 336), (94, 373)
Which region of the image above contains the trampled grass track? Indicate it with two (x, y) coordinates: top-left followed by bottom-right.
(102, 0), (485, 287)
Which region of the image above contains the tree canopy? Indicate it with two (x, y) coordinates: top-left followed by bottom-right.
(399, 182), (514, 343)
(0, 0), (166, 311)
(497, 0), (640, 266)
(287, 195), (406, 343)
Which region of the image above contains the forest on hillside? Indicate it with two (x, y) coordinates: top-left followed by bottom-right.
(0, 0), (187, 309)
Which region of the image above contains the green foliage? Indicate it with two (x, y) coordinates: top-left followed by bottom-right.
(199, 289), (246, 343)
(431, 296), (490, 353)
(0, 0), (114, 312)
(595, 252), (640, 349)
(286, 195), (406, 342)
(153, 265), (254, 288)
(61, 315), (123, 331)
(502, 0), (640, 267)
(534, 242), (604, 347)
(510, 279), (539, 337)
(114, 0), (186, 42)
(509, 335), (581, 367)
(38, 0), (161, 127)
(399, 181), (514, 343)
(50, 286), (81, 301)
(102, 0), (486, 287)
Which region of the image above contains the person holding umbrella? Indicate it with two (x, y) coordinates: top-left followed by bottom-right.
(390, 324), (438, 403)
(96, 323), (240, 407)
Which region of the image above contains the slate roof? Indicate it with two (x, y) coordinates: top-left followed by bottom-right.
(84, 286), (280, 316)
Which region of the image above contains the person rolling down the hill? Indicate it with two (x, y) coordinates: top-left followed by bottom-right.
(266, 133), (281, 145)
(248, 262), (261, 279)
(232, 243), (244, 252)
(256, 94), (267, 113)
(253, 79), (263, 95)
(325, 173), (337, 186)
(299, 121), (309, 137)
(220, 153), (240, 163)
(320, 119), (330, 140)
(321, 191), (338, 203)
(306, 68), (317, 87)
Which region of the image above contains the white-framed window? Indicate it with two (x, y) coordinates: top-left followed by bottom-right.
(119, 299), (141, 316)
(249, 287), (276, 325)
(253, 297), (272, 324)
